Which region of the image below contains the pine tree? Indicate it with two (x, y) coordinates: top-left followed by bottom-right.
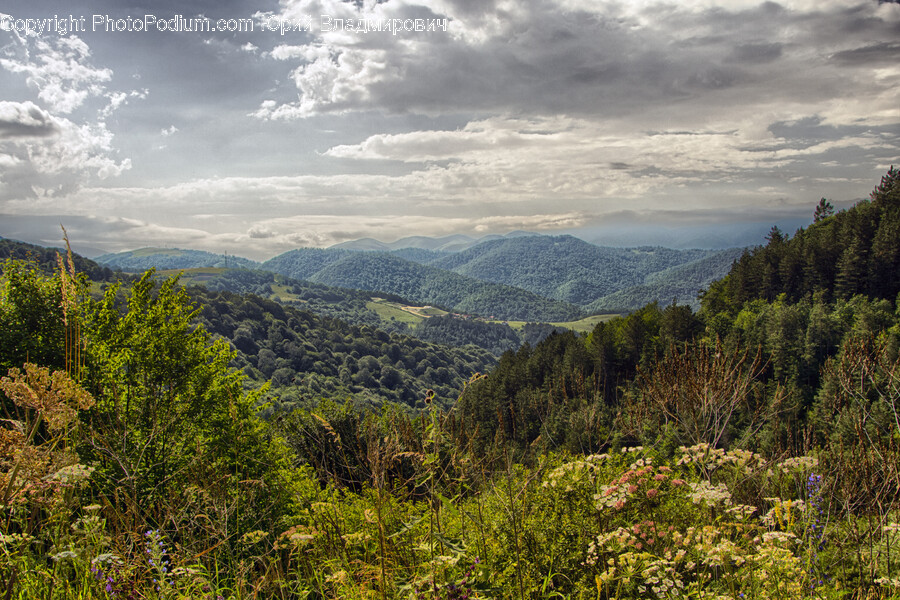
(813, 198), (835, 223)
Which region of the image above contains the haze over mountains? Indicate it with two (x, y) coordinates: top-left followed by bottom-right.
(95, 233), (744, 318)
(330, 232), (538, 252)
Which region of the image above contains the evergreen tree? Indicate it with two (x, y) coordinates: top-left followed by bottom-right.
(813, 198), (835, 223)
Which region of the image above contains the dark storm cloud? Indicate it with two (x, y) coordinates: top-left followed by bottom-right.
(256, 0), (898, 123)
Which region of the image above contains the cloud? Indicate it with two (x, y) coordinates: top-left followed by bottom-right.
(0, 115), (131, 199)
(251, 0), (899, 126)
(321, 116), (899, 205)
(1, 0), (897, 258)
(0, 31), (137, 199)
(830, 41), (900, 66)
(0, 35), (112, 114)
(0, 101), (59, 139)
(244, 0), (898, 230)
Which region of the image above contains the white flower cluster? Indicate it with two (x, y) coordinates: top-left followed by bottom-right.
(687, 481), (732, 507)
(774, 455), (818, 472)
(875, 576), (900, 588)
(725, 503), (758, 521)
(46, 463), (95, 484)
(640, 557), (685, 596)
(677, 444), (763, 475)
(542, 453), (608, 490)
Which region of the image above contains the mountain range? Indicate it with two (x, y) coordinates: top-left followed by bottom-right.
(94, 233), (745, 319)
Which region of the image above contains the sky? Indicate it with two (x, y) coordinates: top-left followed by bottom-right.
(0, 0), (898, 260)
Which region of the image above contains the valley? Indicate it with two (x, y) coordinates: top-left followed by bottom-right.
(3, 170), (900, 599)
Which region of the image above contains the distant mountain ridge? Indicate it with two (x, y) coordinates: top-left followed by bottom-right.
(96, 247), (258, 272)
(262, 250), (583, 322)
(93, 233), (745, 317)
(427, 235), (720, 305)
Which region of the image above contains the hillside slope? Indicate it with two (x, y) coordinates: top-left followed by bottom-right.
(430, 235), (716, 305)
(271, 251), (583, 322)
(585, 247), (745, 312)
(96, 247), (258, 271)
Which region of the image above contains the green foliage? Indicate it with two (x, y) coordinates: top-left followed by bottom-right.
(431, 235), (722, 307)
(80, 271), (296, 540)
(265, 249), (584, 321)
(188, 286), (496, 409)
(0, 259), (67, 373)
(586, 247), (744, 313)
(704, 167), (900, 310)
(261, 246), (352, 280)
(414, 315), (523, 356)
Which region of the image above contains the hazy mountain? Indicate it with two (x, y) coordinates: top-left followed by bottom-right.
(582, 220), (812, 249)
(330, 231), (539, 252)
(96, 247), (258, 272)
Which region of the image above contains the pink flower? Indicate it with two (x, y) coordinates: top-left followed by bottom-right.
(672, 479), (685, 486)
(646, 488), (659, 499)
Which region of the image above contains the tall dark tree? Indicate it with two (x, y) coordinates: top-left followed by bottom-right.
(813, 198), (835, 223)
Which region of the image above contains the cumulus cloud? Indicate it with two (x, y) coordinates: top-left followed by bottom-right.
(0, 35), (112, 114)
(0, 114), (131, 200)
(0, 30), (137, 199)
(0, 101), (59, 139)
(2, 0), (897, 256)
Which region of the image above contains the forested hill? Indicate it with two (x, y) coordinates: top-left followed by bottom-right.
(429, 235), (721, 305)
(186, 286), (496, 411)
(703, 168), (900, 312)
(95, 247), (259, 271)
(585, 246), (746, 312)
(263, 250), (583, 322)
(0, 237), (118, 282)
(95, 235), (742, 317)
(157, 267), (563, 356)
(454, 168), (900, 459)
